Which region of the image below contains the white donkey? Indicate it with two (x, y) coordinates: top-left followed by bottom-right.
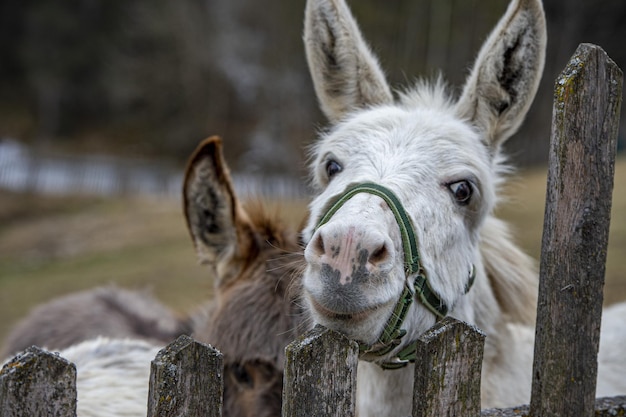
(301, 0), (626, 414)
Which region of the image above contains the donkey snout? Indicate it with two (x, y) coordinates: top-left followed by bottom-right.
(306, 225), (391, 286)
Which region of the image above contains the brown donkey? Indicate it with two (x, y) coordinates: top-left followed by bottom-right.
(184, 136), (307, 417)
(1, 136), (307, 417)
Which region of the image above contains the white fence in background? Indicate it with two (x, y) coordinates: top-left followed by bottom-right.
(0, 140), (308, 200)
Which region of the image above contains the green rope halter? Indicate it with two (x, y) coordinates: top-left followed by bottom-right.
(314, 182), (475, 369)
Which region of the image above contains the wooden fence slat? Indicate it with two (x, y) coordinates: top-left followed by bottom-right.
(411, 317), (485, 417)
(0, 346), (76, 417)
(530, 43), (623, 417)
(147, 335), (223, 417)
(282, 325), (359, 417)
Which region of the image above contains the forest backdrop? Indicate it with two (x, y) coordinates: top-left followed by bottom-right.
(1, 0), (625, 177)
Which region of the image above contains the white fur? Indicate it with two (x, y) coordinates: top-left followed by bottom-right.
(596, 303), (626, 397)
(61, 338), (160, 417)
(1, 337), (160, 417)
(302, 0), (625, 414)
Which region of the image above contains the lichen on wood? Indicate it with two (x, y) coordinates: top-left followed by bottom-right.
(412, 317), (485, 417)
(147, 334), (223, 417)
(530, 43), (623, 417)
(0, 346), (77, 417)
(282, 325), (359, 417)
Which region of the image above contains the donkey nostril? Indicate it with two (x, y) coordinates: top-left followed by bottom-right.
(369, 243), (389, 266)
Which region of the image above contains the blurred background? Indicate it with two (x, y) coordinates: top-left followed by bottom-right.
(0, 0), (625, 345)
(1, 0), (625, 171)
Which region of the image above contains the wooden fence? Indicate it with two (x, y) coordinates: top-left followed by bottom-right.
(1, 43), (625, 417)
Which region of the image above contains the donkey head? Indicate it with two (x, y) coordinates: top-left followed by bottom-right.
(302, 0), (546, 365)
(184, 137), (304, 417)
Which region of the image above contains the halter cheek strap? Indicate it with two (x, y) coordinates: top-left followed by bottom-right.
(314, 182), (476, 369)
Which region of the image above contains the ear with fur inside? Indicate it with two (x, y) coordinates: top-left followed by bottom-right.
(304, 0), (393, 123)
(183, 136), (252, 286)
(456, 0), (547, 150)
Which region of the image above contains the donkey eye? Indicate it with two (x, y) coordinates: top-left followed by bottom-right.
(231, 364), (253, 387)
(448, 180), (473, 205)
(325, 159), (343, 179)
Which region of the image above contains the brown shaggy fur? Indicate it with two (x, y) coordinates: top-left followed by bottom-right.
(192, 203), (306, 417)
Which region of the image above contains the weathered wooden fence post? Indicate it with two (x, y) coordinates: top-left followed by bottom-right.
(0, 346), (77, 417)
(412, 317), (485, 417)
(147, 335), (223, 417)
(530, 43), (623, 417)
(282, 325), (359, 417)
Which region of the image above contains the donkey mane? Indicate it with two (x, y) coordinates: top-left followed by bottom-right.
(241, 200), (303, 265)
(481, 216), (538, 325)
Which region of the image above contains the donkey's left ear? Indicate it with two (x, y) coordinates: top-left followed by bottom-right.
(183, 136), (253, 286)
(456, 0), (547, 149)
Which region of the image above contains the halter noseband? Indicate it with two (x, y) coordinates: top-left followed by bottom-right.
(314, 182), (475, 369)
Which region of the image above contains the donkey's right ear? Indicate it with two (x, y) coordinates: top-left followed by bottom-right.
(183, 137), (252, 285)
(455, 0), (547, 150)
(304, 0), (393, 123)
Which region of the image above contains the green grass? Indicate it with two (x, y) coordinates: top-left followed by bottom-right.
(0, 196), (201, 342)
(0, 157), (625, 345)
(0, 193), (308, 344)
